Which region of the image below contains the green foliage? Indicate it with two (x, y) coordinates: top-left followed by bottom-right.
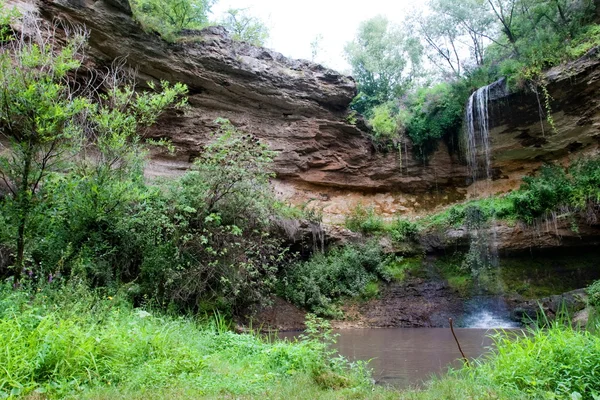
(382, 256), (423, 281)
(36, 118), (284, 313)
(344, 203), (384, 234)
(587, 280), (600, 310)
(510, 159), (600, 225)
(0, 6), (287, 315)
(388, 217), (419, 243)
(344, 204), (385, 234)
(280, 243), (391, 317)
(130, 0), (215, 40)
(402, 81), (471, 160)
(402, 322), (600, 399)
(423, 196), (515, 229)
(345, 15), (422, 115)
(470, 321), (600, 398)
(423, 157), (600, 229)
(220, 8), (269, 46)
(0, 284), (375, 399)
(0, 10), (187, 283)
(139, 119), (284, 313)
(511, 164), (572, 223)
(369, 102), (399, 142)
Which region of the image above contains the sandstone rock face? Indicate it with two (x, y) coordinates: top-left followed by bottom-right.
(19, 0), (470, 222)
(422, 218), (600, 255)
(11, 0), (600, 222)
(475, 49), (600, 199)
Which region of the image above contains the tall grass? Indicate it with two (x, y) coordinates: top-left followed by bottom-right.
(0, 283), (375, 399)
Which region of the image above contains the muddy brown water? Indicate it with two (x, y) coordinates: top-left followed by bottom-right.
(282, 328), (518, 388)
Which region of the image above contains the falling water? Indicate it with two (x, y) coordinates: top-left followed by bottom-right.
(464, 78), (508, 182)
(462, 79), (516, 328)
(465, 85), (492, 181)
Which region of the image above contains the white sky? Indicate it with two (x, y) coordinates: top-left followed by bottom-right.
(211, 0), (423, 73)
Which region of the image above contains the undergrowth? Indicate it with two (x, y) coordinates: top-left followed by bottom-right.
(0, 283), (376, 399)
(279, 242), (392, 317)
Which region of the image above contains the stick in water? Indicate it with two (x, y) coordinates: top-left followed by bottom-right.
(449, 318), (470, 367)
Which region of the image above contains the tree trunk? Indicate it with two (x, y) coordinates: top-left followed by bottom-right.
(13, 143), (33, 284)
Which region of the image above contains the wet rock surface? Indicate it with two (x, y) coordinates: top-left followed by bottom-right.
(421, 218), (600, 255)
(509, 289), (588, 323)
(350, 278), (465, 328)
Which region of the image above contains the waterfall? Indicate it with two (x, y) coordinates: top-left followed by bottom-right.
(465, 85), (492, 182)
(462, 79), (517, 328)
(464, 78), (507, 182)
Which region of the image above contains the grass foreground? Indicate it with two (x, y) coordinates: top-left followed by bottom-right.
(1, 283), (600, 399)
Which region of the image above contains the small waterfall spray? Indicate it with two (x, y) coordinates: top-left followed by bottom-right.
(462, 80), (516, 328)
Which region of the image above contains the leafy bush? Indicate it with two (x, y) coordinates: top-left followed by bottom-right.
(510, 159), (600, 225)
(587, 280), (600, 310)
(138, 119), (286, 313)
(11, 118), (287, 315)
(368, 102), (400, 147)
(344, 204), (384, 234)
(402, 81), (470, 161)
(382, 256), (423, 281)
(280, 243), (391, 317)
(423, 196), (515, 229)
(511, 164), (572, 224)
(130, 0), (214, 41)
(388, 217), (419, 243)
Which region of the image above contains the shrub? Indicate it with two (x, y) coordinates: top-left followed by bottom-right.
(139, 119), (286, 313)
(18, 119), (287, 315)
(388, 217), (419, 243)
(587, 280), (600, 310)
(368, 102), (400, 149)
(344, 204), (384, 234)
(511, 164), (572, 224)
(280, 243), (390, 317)
(130, 0), (214, 41)
(402, 81), (470, 161)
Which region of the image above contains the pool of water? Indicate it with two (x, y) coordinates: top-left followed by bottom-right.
(283, 327), (519, 388)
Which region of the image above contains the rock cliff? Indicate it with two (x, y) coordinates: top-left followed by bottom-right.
(16, 0), (470, 223)
(9, 0), (600, 223)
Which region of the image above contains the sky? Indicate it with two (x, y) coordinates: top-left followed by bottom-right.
(211, 0), (423, 73)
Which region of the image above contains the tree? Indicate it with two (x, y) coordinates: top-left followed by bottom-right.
(310, 33), (324, 62)
(419, 0), (496, 75)
(0, 15), (90, 279)
(220, 8), (269, 47)
(130, 0), (215, 39)
(0, 8), (187, 281)
(344, 15), (423, 115)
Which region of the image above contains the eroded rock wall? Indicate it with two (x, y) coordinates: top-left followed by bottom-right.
(9, 0), (600, 222)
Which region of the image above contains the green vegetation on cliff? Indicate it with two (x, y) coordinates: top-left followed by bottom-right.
(129, 0), (270, 45)
(346, 0), (600, 159)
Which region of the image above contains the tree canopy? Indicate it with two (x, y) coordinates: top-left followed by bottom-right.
(220, 8), (269, 47)
(344, 15), (423, 116)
